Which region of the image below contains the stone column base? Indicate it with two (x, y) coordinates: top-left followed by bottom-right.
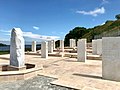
(7, 65), (26, 71)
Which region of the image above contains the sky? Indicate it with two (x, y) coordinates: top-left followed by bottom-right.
(0, 0), (120, 44)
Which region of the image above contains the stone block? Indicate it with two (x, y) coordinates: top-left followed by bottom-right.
(41, 41), (48, 58)
(102, 37), (120, 81)
(92, 40), (97, 55)
(77, 39), (86, 62)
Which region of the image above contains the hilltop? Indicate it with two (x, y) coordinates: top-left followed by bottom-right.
(64, 19), (120, 46)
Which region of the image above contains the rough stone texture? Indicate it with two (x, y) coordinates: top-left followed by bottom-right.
(10, 28), (25, 67)
(32, 41), (36, 52)
(97, 39), (102, 55)
(102, 37), (120, 81)
(77, 39), (86, 62)
(0, 76), (72, 90)
(48, 41), (53, 53)
(60, 40), (64, 52)
(92, 40), (97, 55)
(70, 39), (76, 48)
(41, 41), (48, 58)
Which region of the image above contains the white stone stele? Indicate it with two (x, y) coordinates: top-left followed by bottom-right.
(70, 39), (76, 48)
(102, 37), (120, 81)
(41, 41), (48, 59)
(60, 40), (64, 52)
(32, 41), (36, 52)
(92, 40), (97, 55)
(48, 40), (53, 53)
(97, 39), (102, 55)
(10, 28), (25, 67)
(53, 40), (56, 50)
(77, 39), (86, 62)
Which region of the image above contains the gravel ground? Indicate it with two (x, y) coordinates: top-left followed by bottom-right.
(0, 75), (75, 90)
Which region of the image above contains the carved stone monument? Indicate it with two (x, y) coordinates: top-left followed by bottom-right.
(92, 40), (97, 55)
(48, 40), (53, 53)
(102, 37), (120, 81)
(41, 41), (48, 58)
(70, 39), (76, 48)
(97, 39), (102, 55)
(77, 39), (86, 62)
(60, 40), (64, 52)
(32, 41), (36, 52)
(10, 28), (25, 67)
(53, 40), (56, 50)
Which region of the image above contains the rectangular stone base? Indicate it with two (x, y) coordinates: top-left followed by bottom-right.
(7, 65), (26, 71)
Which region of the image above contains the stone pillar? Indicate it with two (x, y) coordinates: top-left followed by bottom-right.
(97, 39), (102, 55)
(60, 40), (64, 52)
(102, 37), (120, 81)
(70, 39), (76, 48)
(92, 40), (97, 55)
(32, 41), (36, 52)
(48, 40), (53, 53)
(77, 39), (86, 62)
(10, 28), (25, 67)
(53, 40), (56, 50)
(41, 41), (48, 58)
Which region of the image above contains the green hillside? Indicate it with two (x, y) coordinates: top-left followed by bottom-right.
(64, 19), (120, 46)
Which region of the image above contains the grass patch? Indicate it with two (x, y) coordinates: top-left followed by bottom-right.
(0, 51), (10, 55)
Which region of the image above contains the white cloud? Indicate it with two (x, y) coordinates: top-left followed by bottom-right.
(101, 0), (109, 5)
(33, 26), (39, 30)
(0, 30), (60, 40)
(76, 7), (105, 17)
(23, 32), (60, 40)
(0, 29), (11, 33)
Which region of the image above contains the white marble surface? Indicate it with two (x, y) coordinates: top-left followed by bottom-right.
(10, 28), (25, 67)
(97, 39), (102, 55)
(41, 41), (48, 58)
(32, 41), (36, 52)
(102, 37), (120, 81)
(77, 39), (86, 62)
(48, 40), (53, 53)
(92, 40), (97, 55)
(60, 40), (64, 52)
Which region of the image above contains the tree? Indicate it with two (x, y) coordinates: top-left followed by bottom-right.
(64, 27), (89, 46)
(115, 14), (120, 20)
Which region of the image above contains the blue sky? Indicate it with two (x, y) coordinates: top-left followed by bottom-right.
(0, 0), (120, 43)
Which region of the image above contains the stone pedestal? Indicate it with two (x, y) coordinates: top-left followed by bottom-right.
(48, 40), (53, 53)
(10, 28), (25, 67)
(97, 39), (102, 55)
(70, 39), (76, 48)
(92, 40), (97, 55)
(102, 37), (120, 81)
(77, 39), (86, 62)
(60, 40), (64, 52)
(7, 65), (26, 71)
(32, 41), (36, 52)
(41, 41), (48, 58)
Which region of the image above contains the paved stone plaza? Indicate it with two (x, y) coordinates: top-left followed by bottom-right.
(0, 54), (120, 90)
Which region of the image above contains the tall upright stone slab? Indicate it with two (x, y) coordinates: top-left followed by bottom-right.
(10, 28), (25, 67)
(70, 39), (76, 48)
(97, 39), (102, 55)
(92, 40), (97, 55)
(53, 40), (56, 50)
(60, 40), (64, 52)
(48, 40), (53, 53)
(41, 41), (48, 58)
(102, 37), (120, 81)
(77, 39), (86, 62)
(32, 41), (36, 52)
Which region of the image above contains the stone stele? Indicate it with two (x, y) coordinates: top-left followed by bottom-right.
(10, 28), (25, 67)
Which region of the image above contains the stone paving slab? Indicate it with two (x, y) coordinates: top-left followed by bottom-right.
(0, 54), (120, 90)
